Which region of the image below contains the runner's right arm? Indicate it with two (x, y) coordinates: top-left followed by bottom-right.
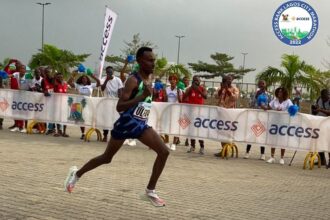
(116, 76), (152, 112)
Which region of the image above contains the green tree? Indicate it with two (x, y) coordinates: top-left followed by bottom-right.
(105, 33), (157, 72)
(256, 54), (327, 99)
(153, 57), (191, 80)
(29, 44), (90, 77)
(300, 66), (330, 100)
(188, 53), (255, 79)
(0, 58), (11, 70)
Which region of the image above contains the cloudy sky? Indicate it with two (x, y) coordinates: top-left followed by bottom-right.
(1, 0), (329, 82)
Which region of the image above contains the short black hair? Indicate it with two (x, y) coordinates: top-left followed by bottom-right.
(321, 89), (329, 96)
(136, 47), (152, 59)
(105, 66), (113, 72)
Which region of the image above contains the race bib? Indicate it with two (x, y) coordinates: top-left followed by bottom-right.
(133, 102), (151, 120)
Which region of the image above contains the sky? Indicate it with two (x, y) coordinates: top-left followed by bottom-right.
(1, 0), (330, 83)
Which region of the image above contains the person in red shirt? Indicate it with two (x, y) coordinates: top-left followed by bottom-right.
(9, 63), (28, 132)
(152, 79), (166, 102)
(182, 75), (207, 154)
(53, 72), (69, 137)
(41, 67), (57, 135)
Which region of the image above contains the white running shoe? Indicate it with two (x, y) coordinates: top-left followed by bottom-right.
(244, 153), (250, 159)
(267, 157), (276, 164)
(279, 158), (285, 165)
(260, 154), (266, 161)
(128, 139), (137, 146)
(170, 144), (176, 151)
(20, 128), (27, 133)
(10, 127), (20, 132)
(32, 128), (39, 134)
(145, 189), (166, 207)
(64, 166), (79, 193)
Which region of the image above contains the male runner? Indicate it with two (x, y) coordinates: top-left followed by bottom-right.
(64, 47), (169, 207)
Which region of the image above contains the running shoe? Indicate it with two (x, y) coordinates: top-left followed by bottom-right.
(64, 166), (79, 193)
(145, 189), (166, 207)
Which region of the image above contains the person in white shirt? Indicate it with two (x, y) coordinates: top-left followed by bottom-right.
(29, 68), (43, 92)
(164, 75), (183, 150)
(101, 66), (124, 142)
(266, 87), (293, 165)
(68, 71), (101, 139)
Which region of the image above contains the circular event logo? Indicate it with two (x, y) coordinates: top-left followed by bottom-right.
(272, 0), (318, 46)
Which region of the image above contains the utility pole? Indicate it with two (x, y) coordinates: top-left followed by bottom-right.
(37, 2), (51, 52)
(175, 35), (185, 64)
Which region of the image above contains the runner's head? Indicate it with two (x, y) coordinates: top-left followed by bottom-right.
(136, 47), (155, 75)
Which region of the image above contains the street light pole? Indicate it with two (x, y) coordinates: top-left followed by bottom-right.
(175, 35), (185, 64)
(241, 52), (248, 84)
(37, 2), (51, 52)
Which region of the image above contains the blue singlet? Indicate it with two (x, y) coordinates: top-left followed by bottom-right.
(111, 72), (152, 140)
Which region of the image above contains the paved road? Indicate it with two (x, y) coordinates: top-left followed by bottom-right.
(0, 119), (330, 220)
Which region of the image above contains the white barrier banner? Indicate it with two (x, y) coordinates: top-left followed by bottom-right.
(0, 90), (329, 152)
(97, 6), (117, 79)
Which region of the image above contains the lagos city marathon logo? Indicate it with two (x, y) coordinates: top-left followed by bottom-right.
(272, 0), (318, 46)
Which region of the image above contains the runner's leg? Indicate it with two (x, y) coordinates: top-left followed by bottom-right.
(138, 128), (169, 190)
(76, 137), (125, 178)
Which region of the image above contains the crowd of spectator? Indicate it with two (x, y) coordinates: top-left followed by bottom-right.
(0, 59), (329, 166)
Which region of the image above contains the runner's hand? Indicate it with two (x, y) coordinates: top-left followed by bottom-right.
(143, 83), (152, 98)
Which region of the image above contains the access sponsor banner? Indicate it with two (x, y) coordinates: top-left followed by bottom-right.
(97, 6), (118, 79)
(0, 89), (329, 152)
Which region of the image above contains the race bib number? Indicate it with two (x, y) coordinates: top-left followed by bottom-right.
(133, 102), (151, 120)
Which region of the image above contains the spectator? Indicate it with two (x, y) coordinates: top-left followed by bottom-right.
(244, 80), (271, 160)
(41, 67), (56, 135)
(0, 76), (4, 130)
(10, 64), (29, 133)
(152, 78), (166, 102)
(266, 87), (293, 165)
(53, 72), (69, 137)
(29, 68), (43, 92)
(164, 75), (183, 151)
(214, 75), (239, 157)
(217, 75), (239, 108)
(181, 76), (191, 147)
(28, 67), (45, 134)
(68, 71), (101, 139)
(183, 75), (207, 155)
(101, 66), (124, 142)
(312, 89), (330, 166)
(293, 86), (302, 106)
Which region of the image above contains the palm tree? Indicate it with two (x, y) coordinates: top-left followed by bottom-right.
(154, 57), (191, 80)
(300, 66), (330, 100)
(29, 44), (90, 78)
(256, 54), (312, 97)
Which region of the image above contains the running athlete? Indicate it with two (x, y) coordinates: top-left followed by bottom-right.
(64, 47), (169, 207)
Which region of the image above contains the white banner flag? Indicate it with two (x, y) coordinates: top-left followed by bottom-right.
(97, 6), (117, 79)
